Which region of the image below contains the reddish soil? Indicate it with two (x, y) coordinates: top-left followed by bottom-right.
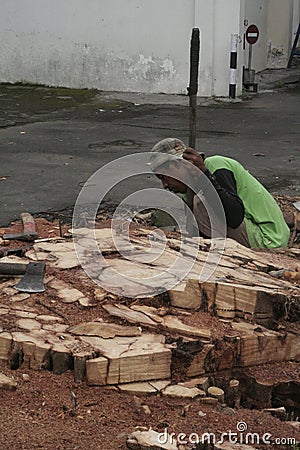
(0, 360), (300, 450)
(0, 200), (299, 450)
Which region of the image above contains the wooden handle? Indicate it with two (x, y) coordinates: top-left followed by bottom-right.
(20, 212), (37, 235)
(0, 262), (28, 275)
(188, 28), (200, 149)
(188, 28), (200, 96)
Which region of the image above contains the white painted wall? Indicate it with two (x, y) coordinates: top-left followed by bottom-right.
(0, 0), (297, 96)
(267, 0), (294, 68)
(244, 0), (269, 71)
(0, 0), (246, 96)
(212, 0), (244, 96)
(244, 0), (300, 70)
(293, 0), (300, 33)
(0, 0), (193, 94)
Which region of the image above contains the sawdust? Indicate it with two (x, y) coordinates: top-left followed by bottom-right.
(0, 205), (299, 449)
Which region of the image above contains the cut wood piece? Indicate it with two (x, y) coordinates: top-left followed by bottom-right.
(68, 321), (142, 339)
(57, 288), (86, 304)
(48, 278), (86, 303)
(239, 373), (273, 409)
(16, 318), (42, 331)
(51, 344), (73, 374)
(0, 373), (17, 391)
(118, 382), (157, 395)
(78, 297), (96, 307)
(102, 304), (158, 328)
(10, 293), (31, 302)
(162, 384), (204, 399)
(21, 340), (51, 370)
(130, 305), (164, 323)
(42, 323), (69, 334)
(127, 429), (178, 450)
(11, 332), (51, 370)
(226, 379), (240, 408)
(82, 334), (171, 385)
(0, 332), (12, 360)
(207, 386), (225, 403)
(86, 356), (109, 385)
(30, 241), (79, 269)
(224, 239), (257, 258)
(232, 322), (300, 366)
(198, 280), (289, 322)
(169, 278), (202, 309)
(130, 305), (211, 340)
(149, 380), (171, 391)
(215, 282), (268, 317)
(13, 310), (37, 319)
(73, 350), (98, 383)
(37, 315), (63, 323)
(93, 288), (107, 302)
(163, 316), (210, 339)
(101, 258), (181, 298)
(178, 376), (209, 392)
(186, 344), (215, 377)
(3, 287), (17, 296)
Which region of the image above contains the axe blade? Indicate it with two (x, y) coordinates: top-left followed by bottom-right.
(14, 262), (46, 293)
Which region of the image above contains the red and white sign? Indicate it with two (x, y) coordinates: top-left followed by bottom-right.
(246, 24), (259, 45)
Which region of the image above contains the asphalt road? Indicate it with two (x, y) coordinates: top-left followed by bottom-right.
(0, 81), (299, 226)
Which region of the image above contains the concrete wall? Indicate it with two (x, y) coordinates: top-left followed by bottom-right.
(0, 0), (245, 96)
(244, 0), (269, 71)
(0, 0), (193, 94)
(212, 0), (245, 96)
(267, 0), (294, 68)
(0, 0), (297, 96)
(195, 0), (245, 96)
(244, 0), (300, 71)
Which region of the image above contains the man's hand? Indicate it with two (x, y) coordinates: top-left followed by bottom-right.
(183, 147), (206, 172)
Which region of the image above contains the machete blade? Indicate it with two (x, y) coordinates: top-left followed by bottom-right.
(14, 261), (46, 293)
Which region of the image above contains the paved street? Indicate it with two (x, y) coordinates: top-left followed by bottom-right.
(0, 66), (299, 226)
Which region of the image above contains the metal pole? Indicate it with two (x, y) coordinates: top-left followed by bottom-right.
(229, 34), (238, 99)
(248, 43), (253, 71)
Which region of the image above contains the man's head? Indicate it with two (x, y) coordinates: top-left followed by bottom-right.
(150, 138), (189, 194)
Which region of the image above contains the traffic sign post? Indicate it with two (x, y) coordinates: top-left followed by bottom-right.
(243, 24), (259, 92)
(245, 24), (259, 45)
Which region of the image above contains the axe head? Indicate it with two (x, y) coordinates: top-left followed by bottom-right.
(14, 262), (45, 293)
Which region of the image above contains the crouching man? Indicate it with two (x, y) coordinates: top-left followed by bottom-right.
(150, 138), (290, 249)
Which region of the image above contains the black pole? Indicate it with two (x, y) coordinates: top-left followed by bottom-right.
(187, 28), (200, 149)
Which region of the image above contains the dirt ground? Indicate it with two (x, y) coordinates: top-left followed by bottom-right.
(0, 359), (299, 450)
(0, 197), (299, 450)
